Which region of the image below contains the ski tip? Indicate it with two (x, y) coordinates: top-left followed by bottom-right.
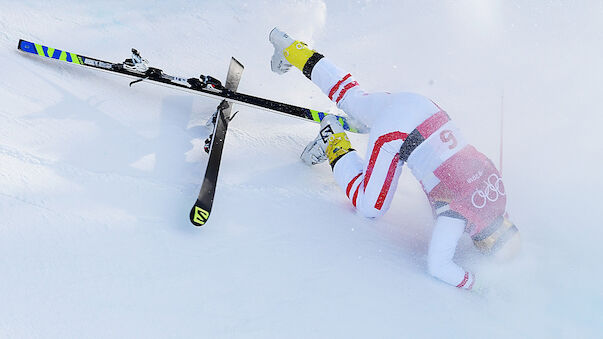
(190, 205), (210, 227)
(17, 39), (32, 52)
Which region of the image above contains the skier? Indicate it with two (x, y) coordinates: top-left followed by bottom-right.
(269, 27), (520, 290)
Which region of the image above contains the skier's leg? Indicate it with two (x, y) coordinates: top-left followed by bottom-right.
(300, 113), (406, 217)
(270, 28), (403, 215)
(311, 58), (396, 129)
(269, 27), (383, 128)
(428, 216), (475, 290)
(331, 127), (406, 218)
(301, 113), (404, 217)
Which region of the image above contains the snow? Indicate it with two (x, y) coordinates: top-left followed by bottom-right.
(1, 0), (602, 338)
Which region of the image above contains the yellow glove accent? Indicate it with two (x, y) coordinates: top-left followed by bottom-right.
(326, 132), (353, 165)
(284, 40), (316, 71)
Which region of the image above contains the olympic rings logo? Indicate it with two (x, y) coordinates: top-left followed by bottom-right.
(471, 174), (505, 209)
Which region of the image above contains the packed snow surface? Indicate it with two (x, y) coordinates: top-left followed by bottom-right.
(1, 1), (602, 338)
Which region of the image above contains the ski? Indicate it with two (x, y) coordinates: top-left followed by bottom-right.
(189, 58), (243, 226)
(17, 39), (367, 133)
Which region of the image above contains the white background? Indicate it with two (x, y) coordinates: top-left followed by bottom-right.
(1, 1), (601, 338)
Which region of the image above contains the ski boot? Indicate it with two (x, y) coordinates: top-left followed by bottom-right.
(269, 27), (323, 78)
(301, 115), (354, 167)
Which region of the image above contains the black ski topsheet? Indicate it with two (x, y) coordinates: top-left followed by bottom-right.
(17, 39), (367, 133)
(189, 101), (229, 226)
(189, 58), (243, 226)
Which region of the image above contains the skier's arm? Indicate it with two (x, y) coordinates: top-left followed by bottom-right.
(428, 216), (475, 289)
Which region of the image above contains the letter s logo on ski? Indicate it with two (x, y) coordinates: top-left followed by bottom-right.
(471, 173), (505, 209)
(193, 206), (210, 225)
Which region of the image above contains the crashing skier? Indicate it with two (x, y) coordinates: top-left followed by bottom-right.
(268, 27), (520, 290)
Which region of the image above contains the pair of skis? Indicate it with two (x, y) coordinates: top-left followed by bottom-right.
(17, 39), (366, 226)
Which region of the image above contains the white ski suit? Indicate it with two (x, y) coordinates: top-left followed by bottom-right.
(309, 58), (508, 289)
